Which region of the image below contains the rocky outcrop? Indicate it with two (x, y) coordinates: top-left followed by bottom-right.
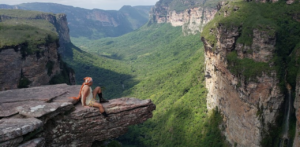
(202, 24), (283, 147)
(286, 0), (295, 4)
(235, 29), (276, 62)
(34, 13), (71, 56)
(0, 42), (75, 91)
(0, 10), (75, 90)
(0, 84), (155, 147)
(254, 0), (279, 3)
(0, 11), (71, 56)
(294, 74), (300, 147)
(150, 5), (218, 35)
(87, 10), (120, 27)
(34, 13), (71, 43)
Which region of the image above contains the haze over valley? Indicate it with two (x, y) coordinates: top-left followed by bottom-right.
(0, 0), (300, 147)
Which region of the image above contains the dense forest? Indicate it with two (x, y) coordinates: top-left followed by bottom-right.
(64, 22), (229, 146)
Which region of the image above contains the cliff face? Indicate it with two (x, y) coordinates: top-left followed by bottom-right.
(0, 42), (75, 91)
(0, 84), (155, 147)
(54, 14), (72, 56)
(87, 10), (120, 27)
(0, 12), (71, 56)
(34, 13), (71, 44)
(202, 24), (283, 147)
(149, 3), (219, 35)
(34, 13), (71, 56)
(0, 10), (75, 90)
(201, 0), (300, 145)
(294, 75), (300, 147)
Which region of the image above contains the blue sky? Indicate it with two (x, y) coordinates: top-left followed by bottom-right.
(1, 0), (159, 10)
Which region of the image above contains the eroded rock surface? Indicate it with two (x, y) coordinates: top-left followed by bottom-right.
(294, 75), (300, 147)
(150, 5), (218, 35)
(201, 18), (283, 147)
(0, 84), (155, 147)
(0, 12), (75, 91)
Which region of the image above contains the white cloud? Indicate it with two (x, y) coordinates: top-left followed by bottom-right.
(0, 0), (159, 10)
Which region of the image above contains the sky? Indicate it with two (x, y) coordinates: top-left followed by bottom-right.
(0, 0), (159, 10)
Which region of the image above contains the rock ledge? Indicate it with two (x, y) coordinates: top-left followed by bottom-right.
(0, 84), (155, 147)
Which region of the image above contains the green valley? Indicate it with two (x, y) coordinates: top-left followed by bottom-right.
(2, 0), (300, 146)
(65, 22), (228, 146)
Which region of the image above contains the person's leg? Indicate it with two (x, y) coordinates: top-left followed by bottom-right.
(93, 86), (108, 103)
(93, 102), (104, 113)
(93, 86), (101, 98)
(93, 102), (108, 117)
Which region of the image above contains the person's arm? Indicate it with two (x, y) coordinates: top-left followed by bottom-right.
(82, 86), (90, 106)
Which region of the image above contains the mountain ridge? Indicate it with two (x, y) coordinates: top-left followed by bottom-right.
(0, 3), (152, 40)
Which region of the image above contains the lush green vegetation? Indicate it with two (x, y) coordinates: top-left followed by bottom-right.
(0, 10), (58, 53)
(226, 51), (274, 81)
(0, 9), (51, 18)
(118, 49), (228, 147)
(11, 3), (151, 40)
(64, 43), (134, 98)
(202, 0), (300, 84)
(201, 0), (300, 146)
(65, 23), (228, 146)
(18, 72), (31, 88)
(0, 9), (73, 86)
(49, 61), (75, 85)
(202, 0), (299, 46)
(69, 24), (206, 99)
(0, 24), (58, 52)
(71, 24), (202, 79)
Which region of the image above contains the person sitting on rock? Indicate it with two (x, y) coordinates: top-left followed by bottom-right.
(71, 77), (109, 117)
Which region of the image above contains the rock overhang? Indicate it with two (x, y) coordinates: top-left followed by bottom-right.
(0, 84), (155, 146)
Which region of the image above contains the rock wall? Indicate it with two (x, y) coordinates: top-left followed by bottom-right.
(150, 6), (218, 35)
(0, 84), (155, 147)
(202, 25), (284, 147)
(294, 74), (300, 147)
(0, 43), (64, 90)
(34, 13), (71, 56)
(87, 10), (120, 27)
(0, 11), (75, 90)
(0, 12), (71, 56)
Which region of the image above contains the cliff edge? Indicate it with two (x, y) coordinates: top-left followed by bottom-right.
(201, 0), (300, 146)
(0, 84), (156, 147)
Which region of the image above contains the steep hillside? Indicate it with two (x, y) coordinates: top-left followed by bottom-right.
(67, 24), (204, 97)
(0, 3), (152, 39)
(0, 9), (75, 90)
(67, 21), (229, 146)
(201, 0), (300, 146)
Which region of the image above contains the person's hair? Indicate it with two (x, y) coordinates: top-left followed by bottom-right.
(70, 77), (93, 100)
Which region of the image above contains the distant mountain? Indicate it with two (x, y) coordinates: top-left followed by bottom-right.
(0, 3), (152, 39)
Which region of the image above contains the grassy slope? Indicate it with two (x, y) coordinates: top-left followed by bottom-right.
(119, 5), (151, 30)
(69, 23), (228, 147)
(0, 9), (72, 86)
(0, 9), (58, 51)
(72, 24), (202, 79)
